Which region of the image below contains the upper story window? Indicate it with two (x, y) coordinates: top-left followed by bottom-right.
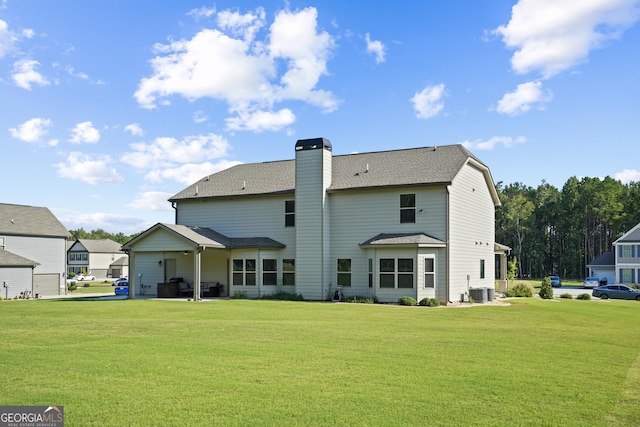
(400, 194), (416, 223)
(285, 200), (295, 227)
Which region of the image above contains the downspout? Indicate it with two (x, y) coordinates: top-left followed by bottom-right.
(446, 185), (452, 304)
(171, 201), (177, 224)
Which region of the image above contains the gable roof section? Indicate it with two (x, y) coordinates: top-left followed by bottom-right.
(587, 251), (614, 267)
(123, 223), (285, 251)
(0, 203), (69, 238)
(0, 249), (39, 267)
(360, 232), (446, 248)
(71, 238), (123, 253)
(169, 144), (500, 205)
(614, 223), (640, 244)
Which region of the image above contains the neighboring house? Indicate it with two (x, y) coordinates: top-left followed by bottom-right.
(0, 203), (70, 298)
(123, 138), (503, 304)
(613, 223), (640, 285)
(587, 251), (615, 284)
(67, 239), (128, 279)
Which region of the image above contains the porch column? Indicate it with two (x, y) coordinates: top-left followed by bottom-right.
(193, 249), (202, 301)
(128, 252), (136, 300)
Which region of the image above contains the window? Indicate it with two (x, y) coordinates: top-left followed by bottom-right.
(480, 259), (485, 279)
(398, 259), (414, 288)
(621, 268), (634, 284)
(263, 259), (277, 286)
(285, 200), (295, 227)
(379, 258), (395, 288)
(337, 259), (352, 287)
(424, 258), (435, 288)
(233, 259), (256, 286)
(283, 259), (295, 286)
(368, 259), (373, 288)
(400, 194), (416, 223)
(379, 258), (414, 289)
(622, 246), (632, 257)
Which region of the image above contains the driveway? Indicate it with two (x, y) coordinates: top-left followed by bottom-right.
(553, 286), (594, 298)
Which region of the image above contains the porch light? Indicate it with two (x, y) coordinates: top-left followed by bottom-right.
(158, 260), (162, 266)
(183, 251), (188, 255)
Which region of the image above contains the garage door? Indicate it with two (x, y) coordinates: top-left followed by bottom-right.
(33, 274), (60, 297)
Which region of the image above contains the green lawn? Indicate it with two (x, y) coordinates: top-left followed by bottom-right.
(69, 282), (114, 294)
(1, 297), (639, 426)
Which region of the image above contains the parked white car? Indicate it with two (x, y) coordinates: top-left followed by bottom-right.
(76, 275), (96, 281)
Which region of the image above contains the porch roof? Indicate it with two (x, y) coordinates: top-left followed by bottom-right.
(123, 223), (285, 251)
(359, 232), (446, 248)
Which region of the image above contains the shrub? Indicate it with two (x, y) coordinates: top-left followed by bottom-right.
(231, 291), (247, 299)
(398, 296), (417, 306)
(560, 293), (573, 299)
(67, 283), (77, 292)
(504, 283), (533, 298)
(539, 277), (553, 299)
(577, 293), (591, 300)
(260, 292), (304, 301)
(420, 297), (440, 307)
(83, 282), (91, 288)
(343, 295), (377, 304)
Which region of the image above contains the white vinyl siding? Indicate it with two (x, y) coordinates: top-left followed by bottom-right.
(448, 163), (496, 300)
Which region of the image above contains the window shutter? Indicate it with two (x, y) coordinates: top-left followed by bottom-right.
(619, 245), (623, 257)
(633, 245), (636, 258)
(620, 269), (623, 284)
(633, 269), (636, 284)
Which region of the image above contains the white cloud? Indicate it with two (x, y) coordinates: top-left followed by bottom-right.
(145, 159), (243, 185)
(134, 7), (338, 133)
(461, 136), (527, 150)
(225, 107), (295, 132)
(193, 110), (208, 123)
(493, 0), (640, 78)
(365, 33), (386, 64)
(496, 81), (552, 115)
(124, 123), (144, 136)
(12, 59), (50, 90)
(9, 118), (52, 143)
(411, 83), (445, 119)
(0, 19), (17, 57)
(126, 191), (174, 211)
(615, 169), (640, 184)
(121, 133), (231, 170)
(69, 121), (100, 144)
(188, 6), (216, 20)
(55, 152), (123, 185)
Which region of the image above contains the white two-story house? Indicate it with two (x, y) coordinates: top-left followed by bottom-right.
(123, 138), (502, 304)
(613, 223), (640, 285)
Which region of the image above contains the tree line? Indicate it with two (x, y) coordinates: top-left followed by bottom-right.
(68, 228), (139, 245)
(496, 176), (640, 280)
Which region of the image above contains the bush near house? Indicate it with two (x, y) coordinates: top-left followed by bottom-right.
(504, 283), (533, 298)
(398, 296), (417, 306)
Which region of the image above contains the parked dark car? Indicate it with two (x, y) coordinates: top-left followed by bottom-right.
(592, 284), (640, 300)
(599, 277), (608, 286)
(549, 275), (561, 288)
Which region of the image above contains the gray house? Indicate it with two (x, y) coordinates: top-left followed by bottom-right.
(123, 138), (503, 304)
(0, 203), (70, 298)
(613, 223), (640, 285)
(67, 238), (128, 279)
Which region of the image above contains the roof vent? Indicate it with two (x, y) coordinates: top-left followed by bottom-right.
(242, 181), (246, 190)
(194, 185), (199, 196)
(365, 163), (369, 173)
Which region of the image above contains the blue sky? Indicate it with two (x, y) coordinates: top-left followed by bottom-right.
(2, 0), (639, 234)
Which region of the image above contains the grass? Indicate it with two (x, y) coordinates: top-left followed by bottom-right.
(69, 282), (114, 294)
(1, 298), (640, 426)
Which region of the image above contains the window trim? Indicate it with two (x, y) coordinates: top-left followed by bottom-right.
(400, 193), (416, 224)
(262, 259), (277, 286)
(337, 259), (352, 287)
(282, 258), (295, 286)
(424, 257), (435, 289)
(285, 200), (295, 227)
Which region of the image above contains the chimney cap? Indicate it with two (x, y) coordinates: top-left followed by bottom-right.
(295, 138), (332, 151)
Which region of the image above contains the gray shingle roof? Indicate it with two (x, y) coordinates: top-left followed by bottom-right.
(588, 251), (614, 267)
(169, 144), (492, 201)
(0, 203), (70, 238)
(0, 249), (39, 267)
(360, 232), (446, 247)
(124, 223), (285, 250)
(72, 239), (123, 253)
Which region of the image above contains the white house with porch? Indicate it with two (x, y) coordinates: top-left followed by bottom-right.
(122, 138), (505, 304)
